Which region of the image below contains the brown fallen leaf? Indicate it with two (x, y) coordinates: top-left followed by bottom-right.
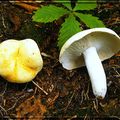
(13, 2), (39, 13)
(16, 96), (46, 119)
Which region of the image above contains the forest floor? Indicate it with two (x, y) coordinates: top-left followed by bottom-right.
(0, 1), (120, 119)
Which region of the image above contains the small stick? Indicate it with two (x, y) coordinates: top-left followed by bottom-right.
(64, 91), (75, 112)
(0, 105), (7, 115)
(41, 52), (54, 59)
(0, 83), (7, 96)
(32, 81), (48, 95)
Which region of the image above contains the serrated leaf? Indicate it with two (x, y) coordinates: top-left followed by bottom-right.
(76, 13), (105, 28)
(73, 0), (97, 11)
(55, 0), (72, 10)
(58, 15), (82, 49)
(62, 2), (72, 10)
(32, 5), (69, 23)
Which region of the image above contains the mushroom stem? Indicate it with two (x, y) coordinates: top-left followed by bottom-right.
(83, 46), (107, 98)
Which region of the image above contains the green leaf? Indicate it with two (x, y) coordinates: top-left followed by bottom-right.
(62, 2), (72, 10)
(32, 5), (69, 23)
(73, 0), (97, 11)
(58, 14), (82, 49)
(55, 0), (72, 10)
(75, 13), (105, 28)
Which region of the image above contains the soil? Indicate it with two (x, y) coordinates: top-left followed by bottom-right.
(0, 1), (120, 119)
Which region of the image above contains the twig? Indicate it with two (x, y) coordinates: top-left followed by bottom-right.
(67, 115), (77, 120)
(0, 105), (7, 115)
(32, 81), (48, 95)
(0, 83), (7, 96)
(113, 67), (120, 76)
(0, 82), (8, 105)
(80, 90), (84, 104)
(0, 110), (3, 117)
(110, 116), (120, 120)
(1, 14), (6, 28)
(93, 98), (99, 113)
(22, 83), (28, 92)
(84, 84), (90, 100)
(64, 91), (75, 112)
(7, 94), (26, 111)
(41, 52), (53, 59)
(84, 114), (88, 120)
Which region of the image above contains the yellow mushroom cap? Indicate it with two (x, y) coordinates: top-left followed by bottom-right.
(0, 39), (43, 83)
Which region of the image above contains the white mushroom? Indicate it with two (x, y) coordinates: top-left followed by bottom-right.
(0, 39), (43, 83)
(59, 28), (120, 98)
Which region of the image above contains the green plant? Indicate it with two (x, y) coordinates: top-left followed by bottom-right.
(32, 0), (105, 48)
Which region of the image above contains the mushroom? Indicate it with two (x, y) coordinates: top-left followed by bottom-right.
(0, 39), (43, 83)
(59, 28), (120, 98)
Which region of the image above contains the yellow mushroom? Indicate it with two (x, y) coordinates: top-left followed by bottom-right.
(0, 39), (43, 83)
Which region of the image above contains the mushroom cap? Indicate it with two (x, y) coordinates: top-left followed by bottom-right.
(0, 39), (43, 83)
(59, 28), (120, 70)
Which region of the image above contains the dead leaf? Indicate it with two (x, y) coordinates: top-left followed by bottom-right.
(14, 2), (39, 13)
(16, 96), (46, 119)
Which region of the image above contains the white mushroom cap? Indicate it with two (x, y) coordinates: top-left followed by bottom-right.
(0, 39), (43, 83)
(59, 28), (120, 70)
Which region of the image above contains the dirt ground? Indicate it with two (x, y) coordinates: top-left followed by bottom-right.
(0, 1), (120, 119)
